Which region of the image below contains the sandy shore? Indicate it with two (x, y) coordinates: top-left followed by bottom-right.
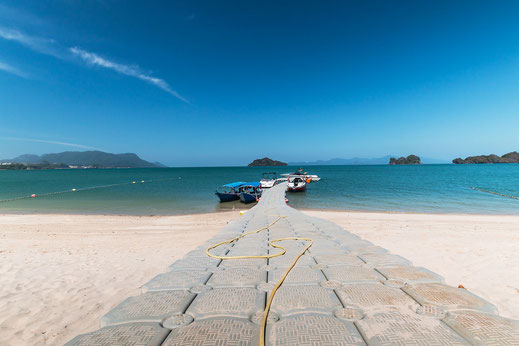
(304, 210), (519, 320)
(1, 210), (518, 345)
(0, 212), (239, 346)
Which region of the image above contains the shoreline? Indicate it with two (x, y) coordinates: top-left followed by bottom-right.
(1, 205), (519, 217)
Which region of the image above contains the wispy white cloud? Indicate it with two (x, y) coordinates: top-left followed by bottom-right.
(0, 4), (48, 28)
(69, 47), (189, 103)
(0, 25), (188, 102)
(0, 26), (62, 58)
(0, 61), (27, 78)
(0, 136), (101, 150)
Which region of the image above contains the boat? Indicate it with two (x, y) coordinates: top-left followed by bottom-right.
(260, 172), (277, 188)
(280, 168), (320, 182)
(239, 182), (262, 203)
(305, 174), (321, 182)
(286, 175), (307, 192)
(215, 182), (246, 202)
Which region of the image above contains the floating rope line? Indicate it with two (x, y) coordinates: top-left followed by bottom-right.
(0, 177), (181, 204)
(471, 187), (519, 201)
(206, 215), (313, 346)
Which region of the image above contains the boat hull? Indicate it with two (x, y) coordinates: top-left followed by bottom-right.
(215, 192), (240, 202)
(287, 184), (306, 192)
(260, 180), (276, 188)
(239, 192), (260, 204)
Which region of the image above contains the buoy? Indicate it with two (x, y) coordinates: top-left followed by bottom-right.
(31, 194), (37, 198)
(239, 210), (246, 215)
(141, 180), (145, 183)
(132, 181), (136, 184)
(458, 284), (466, 289)
(285, 198), (289, 204)
(72, 189), (76, 192)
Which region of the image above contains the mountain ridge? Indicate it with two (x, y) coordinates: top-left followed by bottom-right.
(1, 151), (164, 168)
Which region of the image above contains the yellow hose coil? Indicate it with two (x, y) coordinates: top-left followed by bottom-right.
(206, 215), (313, 346)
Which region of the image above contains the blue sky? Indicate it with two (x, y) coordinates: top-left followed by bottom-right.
(1, 1), (518, 166)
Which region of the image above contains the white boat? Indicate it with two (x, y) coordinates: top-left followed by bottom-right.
(305, 174), (321, 182)
(280, 168), (320, 182)
(286, 175), (306, 192)
(260, 172), (277, 188)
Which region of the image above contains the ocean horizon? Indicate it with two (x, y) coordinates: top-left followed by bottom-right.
(1, 164), (518, 215)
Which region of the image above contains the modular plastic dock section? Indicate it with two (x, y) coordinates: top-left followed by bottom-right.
(66, 183), (519, 345)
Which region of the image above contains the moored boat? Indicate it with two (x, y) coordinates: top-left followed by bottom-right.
(239, 182), (262, 203)
(305, 174), (321, 182)
(286, 175), (306, 192)
(215, 182), (245, 202)
(281, 168), (320, 183)
(260, 172), (277, 188)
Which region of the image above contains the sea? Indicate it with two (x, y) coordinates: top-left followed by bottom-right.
(0, 164), (518, 215)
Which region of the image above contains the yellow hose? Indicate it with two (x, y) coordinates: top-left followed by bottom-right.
(206, 215), (313, 346)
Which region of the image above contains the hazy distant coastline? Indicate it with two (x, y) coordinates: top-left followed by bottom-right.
(0, 151), (164, 169)
(289, 155), (447, 166)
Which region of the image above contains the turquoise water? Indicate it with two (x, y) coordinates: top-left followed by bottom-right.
(0, 165), (518, 215)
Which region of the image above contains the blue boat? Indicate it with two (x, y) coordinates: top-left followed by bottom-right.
(239, 182), (262, 204)
(215, 181), (246, 202)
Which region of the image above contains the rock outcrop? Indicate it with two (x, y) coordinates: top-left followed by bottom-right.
(248, 157), (288, 167)
(389, 155), (422, 165)
(453, 151), (519, 164)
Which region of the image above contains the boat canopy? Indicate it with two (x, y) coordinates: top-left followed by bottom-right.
(242, 182), (261, 187)
(223, 181), (246, 188)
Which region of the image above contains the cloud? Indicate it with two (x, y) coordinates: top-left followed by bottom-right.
(0, 26), (62, 58)
(0, 61), (27, 78)
(0, 136), (101, 150)
(0, 26), (188, 102)
(69, 47), (189, 103)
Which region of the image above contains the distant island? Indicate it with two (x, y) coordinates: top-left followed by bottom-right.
(453, 151), (519, 164)
(290, 155), (446, 165)
(248, 157), (287, 167)
(389, 155), (422, 165)
(0, 151), (164, 169)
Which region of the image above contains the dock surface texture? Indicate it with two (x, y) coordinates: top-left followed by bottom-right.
(67, 184), (519, 346)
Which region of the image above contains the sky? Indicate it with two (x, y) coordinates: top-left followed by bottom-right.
(1, 1), (518, 166)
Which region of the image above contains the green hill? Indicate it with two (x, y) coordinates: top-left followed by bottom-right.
(3, 151), (163, 168)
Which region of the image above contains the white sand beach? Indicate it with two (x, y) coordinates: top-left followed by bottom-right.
(0, 212), (239, 346)
(1, 210), (518, 345)
(304, 210), (519, 320)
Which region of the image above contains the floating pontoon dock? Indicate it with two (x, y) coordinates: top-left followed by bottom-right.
(67, 183), (519, 345)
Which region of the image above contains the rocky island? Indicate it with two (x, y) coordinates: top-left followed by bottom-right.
(453, 151), (519, 164)
(389, 155), (422, 165)
(248, 157), (288, 167)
